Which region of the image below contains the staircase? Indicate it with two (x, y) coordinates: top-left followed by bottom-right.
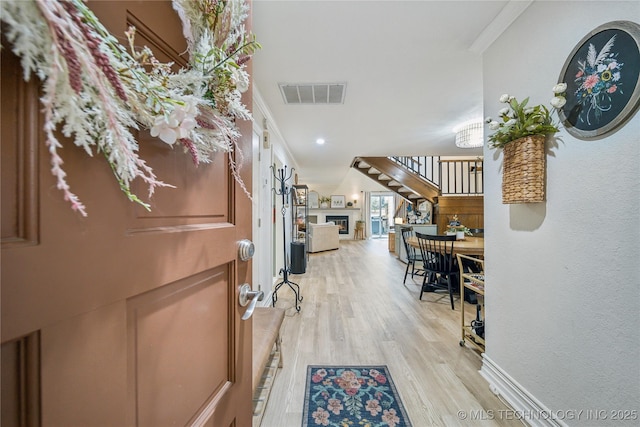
(351, 156), (483, 205)
(350, 157), (440, 206)
(351, 156), (484, 233)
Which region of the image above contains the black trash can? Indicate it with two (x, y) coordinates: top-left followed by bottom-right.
(290, 242), (306, 274)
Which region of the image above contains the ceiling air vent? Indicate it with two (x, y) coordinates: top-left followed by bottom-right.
(279, 83), (346, 104)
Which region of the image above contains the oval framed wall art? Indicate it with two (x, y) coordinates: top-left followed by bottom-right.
(557, 20), (640, 140)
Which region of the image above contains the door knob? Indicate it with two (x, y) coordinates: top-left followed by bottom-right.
(238, 239), (255, 261)
(239, 283), (264, 320)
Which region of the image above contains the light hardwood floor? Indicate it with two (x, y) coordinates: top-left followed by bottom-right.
(260, 238), (521, 427)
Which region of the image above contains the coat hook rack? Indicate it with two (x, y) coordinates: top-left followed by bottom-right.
(271, 165), (303, 312)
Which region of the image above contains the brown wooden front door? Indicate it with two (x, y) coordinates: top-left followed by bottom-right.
(1, 2), (253, 426)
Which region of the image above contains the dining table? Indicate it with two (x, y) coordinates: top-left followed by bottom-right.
(407, 235), (484, 257)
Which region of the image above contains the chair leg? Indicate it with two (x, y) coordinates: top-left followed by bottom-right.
(427, 272), (436, 286)
(420, 271), (436, 300)
(419, 271), (428, 300)
(403, 260), (411, 284)
(447, 275), (455, 310)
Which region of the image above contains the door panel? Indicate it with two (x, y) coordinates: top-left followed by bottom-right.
(0, 332), (41, 427)
(41, 302), (128, 426)
(1, 1), (253, 426)
(128, 267), (230, 426)
(0, 31), (39, 247)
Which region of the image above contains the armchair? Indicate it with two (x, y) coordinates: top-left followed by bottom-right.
(308, 223), (340, 253)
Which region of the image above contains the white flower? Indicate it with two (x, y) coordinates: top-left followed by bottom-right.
(552, 82), (567, 94)
(150, 101), (198, 145)
(499, 94), (510, 103)
(183, 99), (199, 117)
(178, 117), (196, 138)
(526, 125), (537, 131)
(170, 107), (186, 124)
(613, 72), (621, 81)
(524, 107), (534, 115)
(499, 107), (510, 116)
(150, 116), (179, 144)
(488, 120), (500, 130)
(231, 67), (250, 93)
(550, 96), (566, 109)
(597, 63), (607, 73)
(485, 116), (492, 123)
(505, 119), (517, 127)
(508, 96), (515, 102)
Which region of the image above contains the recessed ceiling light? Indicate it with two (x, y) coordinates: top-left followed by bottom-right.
(316, 138), (325, 145)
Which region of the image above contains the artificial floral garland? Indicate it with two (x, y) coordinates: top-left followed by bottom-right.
(0, 0), (259, 216)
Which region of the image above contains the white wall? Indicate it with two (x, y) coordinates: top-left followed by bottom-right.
(253, 88), (299, 302)
(304, 168), (390, 236)
(482, 2), (639, 425)
(307, 168), (389, 202)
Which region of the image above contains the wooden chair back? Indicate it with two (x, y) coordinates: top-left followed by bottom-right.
(415, 232), (456, 275)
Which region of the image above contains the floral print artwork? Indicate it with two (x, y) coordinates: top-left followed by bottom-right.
(303, 366), (412, 427)
(558, 22), (640, 139)
(573, 34), (624, 126)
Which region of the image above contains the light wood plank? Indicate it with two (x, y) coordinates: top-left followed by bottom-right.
(261, 239), (518, 427)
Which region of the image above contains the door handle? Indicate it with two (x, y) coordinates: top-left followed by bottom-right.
(239, 283), (264, 320)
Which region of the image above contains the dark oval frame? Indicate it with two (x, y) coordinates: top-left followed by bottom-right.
(557, 20), (640, 140)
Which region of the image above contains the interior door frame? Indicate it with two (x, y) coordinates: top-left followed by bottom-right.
(369, 192), (395, 238)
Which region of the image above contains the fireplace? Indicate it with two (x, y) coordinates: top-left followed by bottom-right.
(326, 215), (349, 234)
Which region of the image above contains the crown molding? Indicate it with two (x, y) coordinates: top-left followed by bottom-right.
(469, 0), (534, 54)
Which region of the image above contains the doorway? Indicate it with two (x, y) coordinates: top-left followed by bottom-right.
(369, 193), (395, 239)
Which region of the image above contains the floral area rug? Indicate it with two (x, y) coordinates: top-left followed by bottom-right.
(302, 365), (412, 427)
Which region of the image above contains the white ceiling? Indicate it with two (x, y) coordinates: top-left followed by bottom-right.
(252, 0), (530, 187)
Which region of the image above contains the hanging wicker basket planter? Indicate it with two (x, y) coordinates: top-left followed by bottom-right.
(502, 134), (546, 204)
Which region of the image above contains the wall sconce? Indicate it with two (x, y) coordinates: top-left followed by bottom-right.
(453, 121), (484, 148)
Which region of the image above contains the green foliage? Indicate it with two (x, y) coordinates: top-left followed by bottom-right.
(487, 98), (559, 148)
(446, 225), (473, 236)
(485, 84), (567, 149)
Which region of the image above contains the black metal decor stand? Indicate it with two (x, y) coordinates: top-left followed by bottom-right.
(271, 165), (303, 312)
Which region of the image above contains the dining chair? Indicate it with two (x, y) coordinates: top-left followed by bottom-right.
(400, 227), (423, 284)
(415, 232), (458, 309)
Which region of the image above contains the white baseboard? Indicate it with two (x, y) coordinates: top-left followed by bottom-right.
(480, 355), (567, 427)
